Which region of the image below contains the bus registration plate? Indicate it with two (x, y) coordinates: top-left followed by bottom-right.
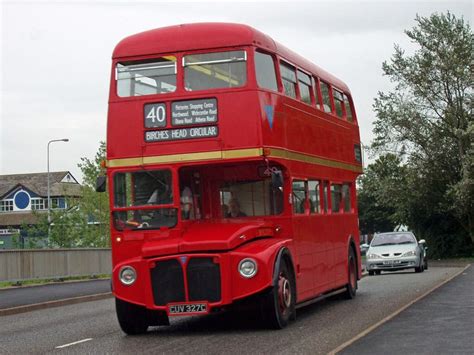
(168, 302), (208, 315)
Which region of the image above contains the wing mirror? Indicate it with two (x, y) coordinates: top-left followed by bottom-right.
(271, 170), (283, 189)
(96, 176), (107, 192)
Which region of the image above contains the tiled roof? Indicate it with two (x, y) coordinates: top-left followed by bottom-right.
(0, 171), (81, 198)
(0, 211), (44, 227)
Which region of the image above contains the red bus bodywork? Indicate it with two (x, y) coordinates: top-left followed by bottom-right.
(106, 23), (363, 331)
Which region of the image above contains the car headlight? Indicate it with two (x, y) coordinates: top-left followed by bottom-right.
(402, 250), (416, 257)
(238, 258), (258, 278)
(367, 253), (381, 260)
(119, 266), (137, 285)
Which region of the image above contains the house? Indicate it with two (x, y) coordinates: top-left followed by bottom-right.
(0, 171), (81, 249)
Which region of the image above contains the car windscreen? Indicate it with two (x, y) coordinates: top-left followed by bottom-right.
(371, 233), (416, 246)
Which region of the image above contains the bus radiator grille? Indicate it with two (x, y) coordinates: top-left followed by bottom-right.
(150, 259), (186, 306)
(186, 257), (221, 302)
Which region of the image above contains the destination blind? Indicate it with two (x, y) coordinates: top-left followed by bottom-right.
(145, 125), (218, 142)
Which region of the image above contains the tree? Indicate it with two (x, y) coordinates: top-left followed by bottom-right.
(370, 12), (473, 257)
(74, 141), (110, 247)
(357, 154), (408, 235)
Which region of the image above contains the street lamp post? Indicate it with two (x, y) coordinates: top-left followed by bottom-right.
(47, 138), (69, 240)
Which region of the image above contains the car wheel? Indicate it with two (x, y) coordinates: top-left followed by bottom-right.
(343, 247), (358, 299)
(368, 270), (375, 276)
(375, 270), (381, 275)
(415, 259), (424, 273)
(115, 298), (149, 335)
(261, 257), (296, 329)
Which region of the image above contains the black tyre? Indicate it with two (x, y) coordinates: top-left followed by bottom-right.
(415, 260), (424, 273)
(115, 298), (149, 335)
(375, 270), (382, 275)
(261, 257), (296, 329)
(368, 270), (375, 276)
(343, 247), (357, 299)
(424, 258), (428, 270)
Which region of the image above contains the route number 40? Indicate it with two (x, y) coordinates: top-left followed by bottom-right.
(144, 103), (166, 128)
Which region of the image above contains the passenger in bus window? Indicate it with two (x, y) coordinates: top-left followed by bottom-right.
(226, 198), (247, 218)
(180, 187), (194, 220)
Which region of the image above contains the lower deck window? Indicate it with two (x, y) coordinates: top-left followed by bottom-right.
(220, 179), (283, 218)
(331, 184), (342, 213)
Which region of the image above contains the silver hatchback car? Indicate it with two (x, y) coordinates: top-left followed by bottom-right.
(366, 232), (427, 275)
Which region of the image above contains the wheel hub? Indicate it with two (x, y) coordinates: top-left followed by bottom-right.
(278, 275), (291, 310)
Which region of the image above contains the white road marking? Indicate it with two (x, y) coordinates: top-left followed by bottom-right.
(55, 338), (93, 349)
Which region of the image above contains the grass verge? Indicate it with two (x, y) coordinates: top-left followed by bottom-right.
(0, 274), (110, 289)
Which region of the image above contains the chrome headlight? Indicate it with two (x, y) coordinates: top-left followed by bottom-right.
(119, 266), (137, 285)
(402, 250), (416, 257)
(367, 253), (381, 260)
(238, 258), (258, 278)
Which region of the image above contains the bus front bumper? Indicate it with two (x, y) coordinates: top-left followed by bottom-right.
(112, 250), (276, 315)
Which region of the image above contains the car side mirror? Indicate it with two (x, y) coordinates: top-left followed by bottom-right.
(96, 176), (107, 193)
(271, 170), (283, 189)
(418, 239), (426, 244)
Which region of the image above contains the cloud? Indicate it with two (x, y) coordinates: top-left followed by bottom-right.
(1, 0), (472, 180)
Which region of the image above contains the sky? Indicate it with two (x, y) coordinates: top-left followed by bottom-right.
(1, 0), (472, 182)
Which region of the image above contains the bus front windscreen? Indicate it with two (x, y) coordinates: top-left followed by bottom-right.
(113, 170), (177, 230)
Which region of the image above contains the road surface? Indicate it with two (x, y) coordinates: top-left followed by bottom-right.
(0, 267), (465, 354)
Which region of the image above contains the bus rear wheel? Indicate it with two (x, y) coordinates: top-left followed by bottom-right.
(116, 298), (149, 335)
(343, 247), (357, 299)
(261, 258), (295, 329)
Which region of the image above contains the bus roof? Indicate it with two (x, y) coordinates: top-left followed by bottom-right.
(113, 22), (350, 92)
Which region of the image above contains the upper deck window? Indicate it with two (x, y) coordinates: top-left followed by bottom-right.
(116, 57), (177, 97)
(313, 77), (321, 108)
(344, 94), (354, 122)
(280, 62), (297, 99)
(297, 71), (312, 105)
(320, 82), (332, 113)
(255, 51), (278, 91)
(183, 50), (247, 91)
(333, 89), (344, 118)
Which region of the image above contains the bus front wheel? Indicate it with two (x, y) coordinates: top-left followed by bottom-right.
(116, 298), (149, 335)
(261, 257), (296, 329)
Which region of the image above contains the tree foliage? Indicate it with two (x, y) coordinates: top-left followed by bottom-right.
(367, 12), (473, 257)
(357, 154), (407, 235)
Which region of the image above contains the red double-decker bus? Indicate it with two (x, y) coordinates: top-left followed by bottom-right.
(101, 23), (363, 334)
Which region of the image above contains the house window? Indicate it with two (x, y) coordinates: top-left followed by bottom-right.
(31, 198), (45, 210)
(0, 200), (13, 212)
(280, 62), (297, 99)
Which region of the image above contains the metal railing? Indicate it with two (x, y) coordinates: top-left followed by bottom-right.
(0, 249), (111, 282)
